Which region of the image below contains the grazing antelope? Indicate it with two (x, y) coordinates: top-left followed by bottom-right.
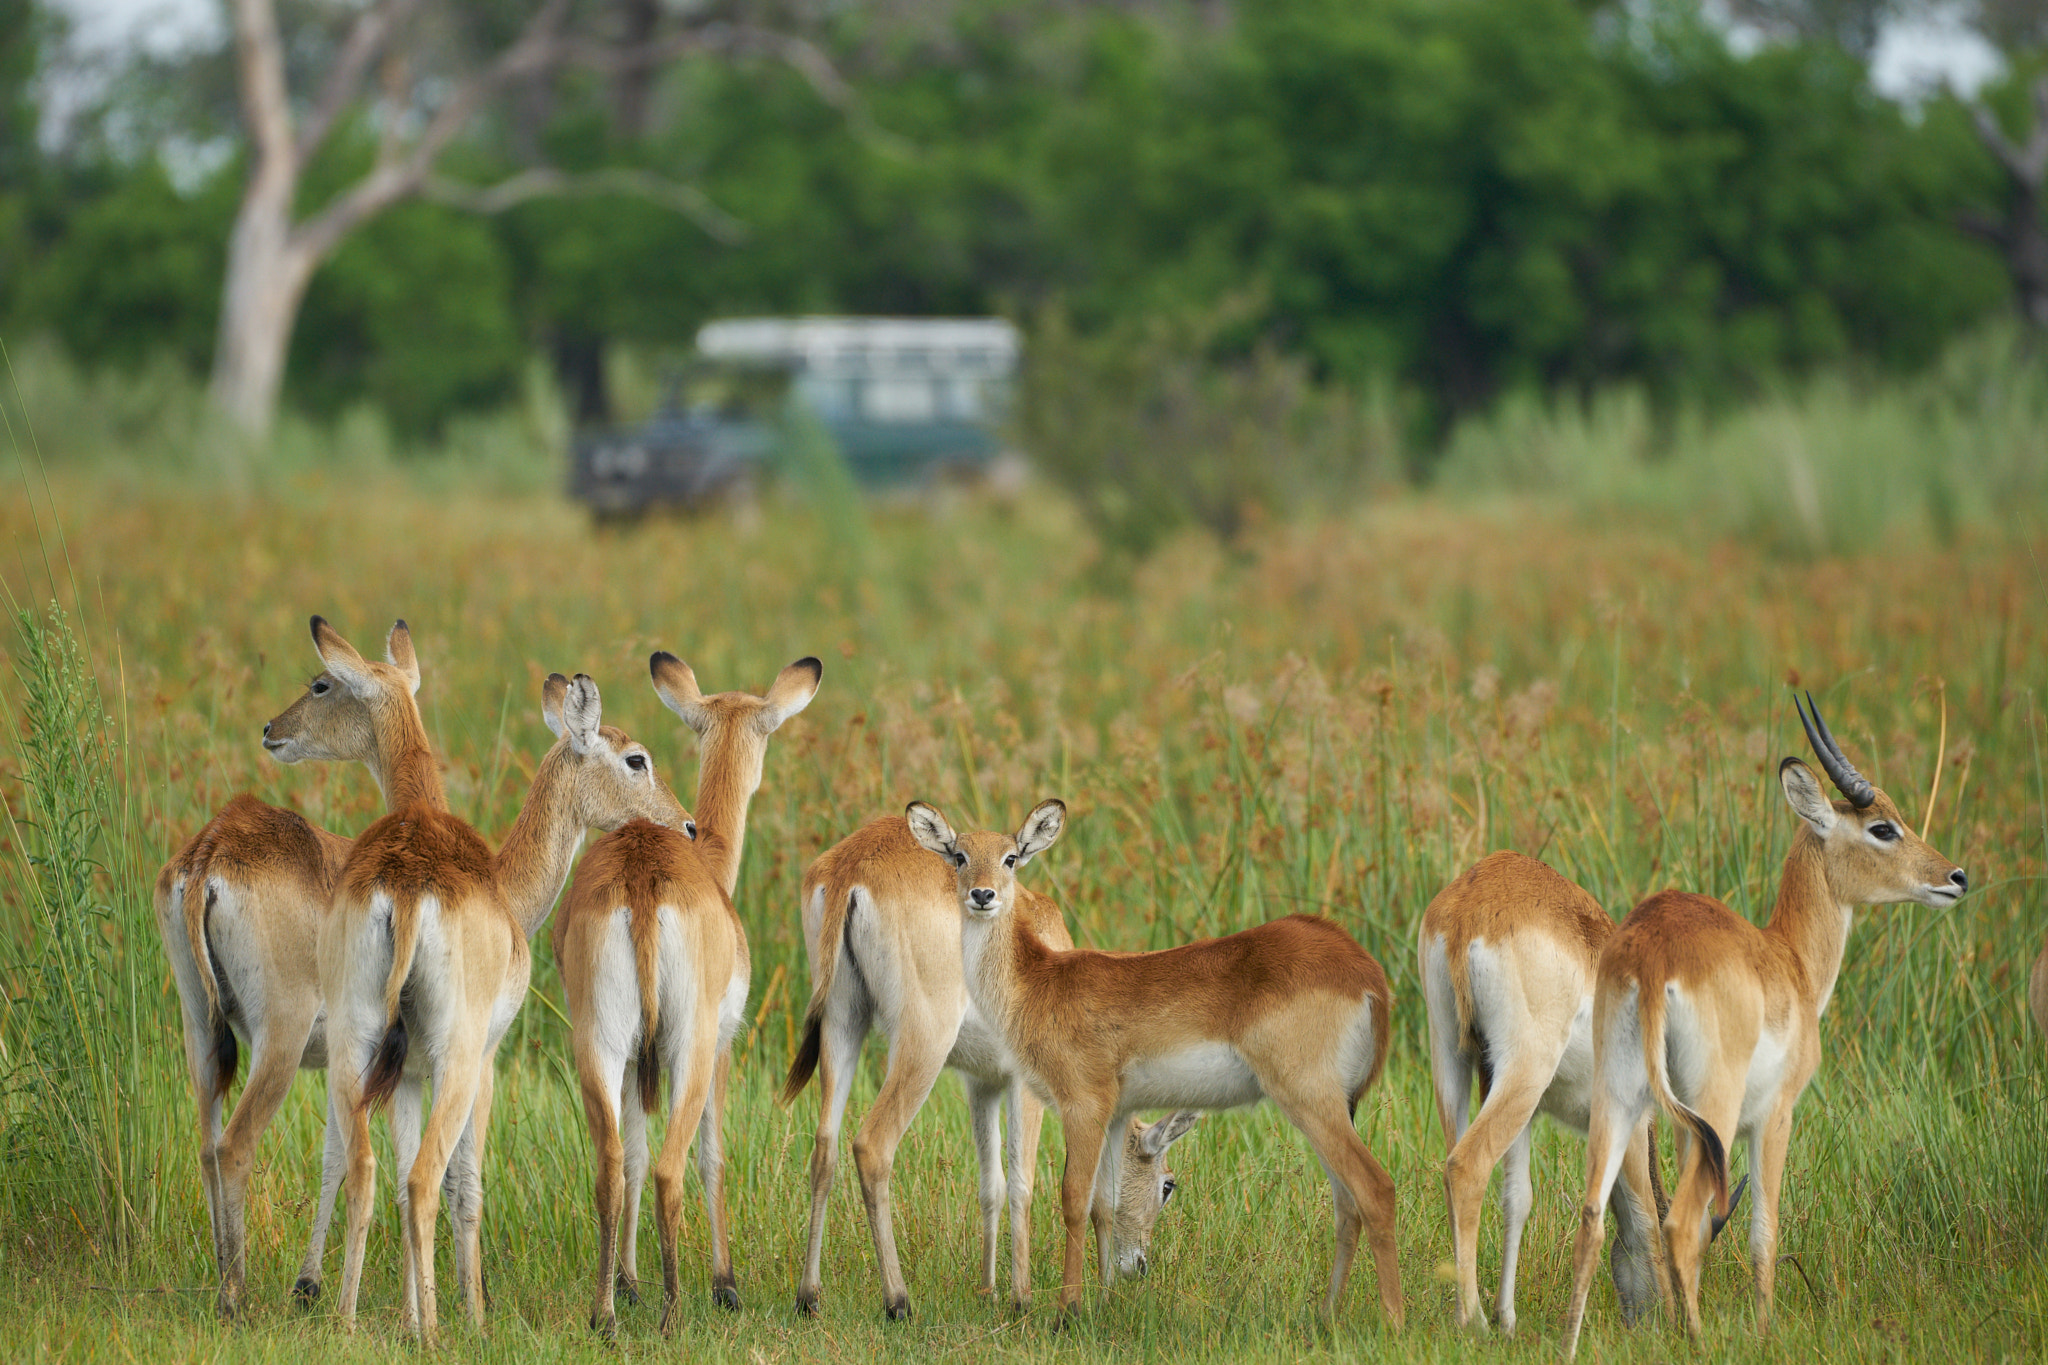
(155, 616), (442, 1319)
(1560, 695), (1968, 1356)
(554, 653), (820, 1335)
(782, 813), (1197, 1319)
(906, 799), (1404, 1326)
(1419, 851), (1678, 1334)
(323, 673), (687, 1339)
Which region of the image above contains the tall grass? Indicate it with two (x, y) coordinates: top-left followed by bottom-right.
(0, 601), (164, 1256)
(1434, 325), (2048, 556)
(0, 344), (2043, 1357)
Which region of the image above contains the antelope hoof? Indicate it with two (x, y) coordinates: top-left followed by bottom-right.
(589, 1311), (617, 1340)
(214, 1293), (238, 1323)
(615, 1273), (640, 1308)
(713, 1280), (741, 1312)
(884, 1294), (912, 1322)
(291, 1275), (321, 1305)
(795, 1289), (821, 1317)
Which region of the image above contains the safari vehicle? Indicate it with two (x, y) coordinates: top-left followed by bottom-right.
(569, 316), (1020, 515)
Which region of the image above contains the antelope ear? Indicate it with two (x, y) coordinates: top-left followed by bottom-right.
(1014, 799), (1066, 864)
(650, 651), (710, 734)
(758, 656), (823, 732)
(1136, 1110), (1202, 1158)
(905, 801), (959, 858)
(1779, 757), (1836, 834)
(562, 673), (605, 754)
(542, 672), (571, 738)
(311, 616), (377, 697)
(385, 620), (421, 695)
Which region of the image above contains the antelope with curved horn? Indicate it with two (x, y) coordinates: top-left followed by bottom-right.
(1560, 694), (1967, 1356)
(781, 811), (1197, 1319)
(323, 673), (688, 1339)
(1420, 851), (1689, 1334)
(554, 653), (819, 1336)
(906, 799), (1403, 1325)
(155, 616), (443, 1318)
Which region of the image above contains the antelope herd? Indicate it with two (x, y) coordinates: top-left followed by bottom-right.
(156, 616), (2004, 1349)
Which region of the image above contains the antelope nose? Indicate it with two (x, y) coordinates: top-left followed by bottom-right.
(1949, 869), (1969, 893)
(969, 887), (996, 909)
(1134, 1252), (1148, 1279)
(262, 721), (272, 737)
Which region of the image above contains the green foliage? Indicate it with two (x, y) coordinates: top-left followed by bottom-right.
(0, 601), (159, 1255)
(0, 0), (2027, 442)
(1019, 300), (1406, 559)
(12, 160), (235, 374)
(292, 196), (525, 437)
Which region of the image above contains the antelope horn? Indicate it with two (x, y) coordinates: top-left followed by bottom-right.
(1794, 691), (1875, 809)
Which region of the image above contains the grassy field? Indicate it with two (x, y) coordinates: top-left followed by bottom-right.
(1, 451), (2045, 1362)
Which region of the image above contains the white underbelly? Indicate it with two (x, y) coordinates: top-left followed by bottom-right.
(1120, 1041), (1263, 1113)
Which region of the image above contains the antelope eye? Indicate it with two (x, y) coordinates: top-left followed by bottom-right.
(625, 752), (648, 772)
(1869, 822), (1898, 842)
(310, 679), (330, 695)
(1161, 1177), (1177, 1203)
(1003, 853), (1017, 868)
(951, 851), (967, 868)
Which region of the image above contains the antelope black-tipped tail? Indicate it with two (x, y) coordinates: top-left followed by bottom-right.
(781, 1005), (824, 1105)
(209, 1012), (240, 1103)
(362, 1016), (409, 1111)
(1674, 1106), (1732, 1220)
(636, 1034), (662, 1115)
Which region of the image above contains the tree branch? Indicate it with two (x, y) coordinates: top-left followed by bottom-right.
(421, 167), (749, 243)
(231, 0), (296, 175)
(295, 0), (424, 163)
(1956, 208), (2012, 250)
(562, 21), (907, 156)
(292, 0), (576, 262)
(287, 0), (881, 265)
(1971, 74), (2048, 194)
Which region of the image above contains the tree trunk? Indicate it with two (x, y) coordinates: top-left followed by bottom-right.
(202, 0), (774, 437)
(209, 0), (308, 438)
(1963, 76), (2048, 335)
(211, 174), (318, 436)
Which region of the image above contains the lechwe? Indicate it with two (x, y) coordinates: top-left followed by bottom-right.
(323, 673), (688, 1339)
(906, 799), (1404, 1325)
(1419, 851), (1753, 1333)
(782, 813), (1196, 1319)
(156, 616), (443, 1318)
(554, 653), (819, 1335)
(1560, 695), (1968, 1356)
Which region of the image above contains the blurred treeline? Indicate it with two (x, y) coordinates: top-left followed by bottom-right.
(0, 2), (2040, 472)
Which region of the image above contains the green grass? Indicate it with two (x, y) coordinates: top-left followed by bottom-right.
(0, 379), (2045, 1360)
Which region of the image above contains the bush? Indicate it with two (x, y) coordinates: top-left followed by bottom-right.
(1018, 302), (1407, 562)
